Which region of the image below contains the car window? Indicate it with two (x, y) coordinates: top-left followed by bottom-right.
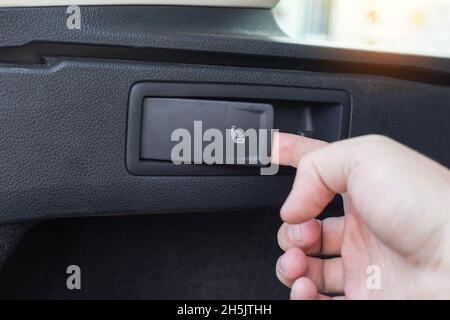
(273, 0), (450, 58)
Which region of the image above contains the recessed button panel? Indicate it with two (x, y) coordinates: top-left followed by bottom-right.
(126, 82), (350, 176)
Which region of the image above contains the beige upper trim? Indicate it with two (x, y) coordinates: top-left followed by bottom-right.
(0, 0), (279, 8)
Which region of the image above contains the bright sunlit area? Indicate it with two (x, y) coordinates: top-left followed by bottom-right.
(273, 0), (450, 58)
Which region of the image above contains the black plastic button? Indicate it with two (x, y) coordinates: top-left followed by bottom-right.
(140, 98), (274, 166)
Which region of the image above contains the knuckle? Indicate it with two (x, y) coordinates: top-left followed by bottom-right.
(354, 134), (395, 159)
(362, 134), (394, 148)
(298, 152), (314, 169)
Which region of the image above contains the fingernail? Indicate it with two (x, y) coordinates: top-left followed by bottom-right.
(290, 290), (296, 300)
(277, 256), (287, 274)
(287, 225), (303, 243)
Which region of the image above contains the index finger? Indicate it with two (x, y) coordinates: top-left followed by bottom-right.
(271, 132), (328, 168)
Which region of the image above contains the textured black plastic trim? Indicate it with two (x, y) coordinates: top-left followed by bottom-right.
(1, 6), (450, 87)
(1, 58), (450, 224)
(2, 42), (450, 87)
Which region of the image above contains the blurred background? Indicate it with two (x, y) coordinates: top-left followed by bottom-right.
(273, 0), (450, 58)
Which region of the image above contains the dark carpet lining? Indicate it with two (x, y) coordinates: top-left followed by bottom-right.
(0, 211), (289, 299)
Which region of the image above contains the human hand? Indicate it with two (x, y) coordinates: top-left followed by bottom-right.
(273, 134), (450, 299)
